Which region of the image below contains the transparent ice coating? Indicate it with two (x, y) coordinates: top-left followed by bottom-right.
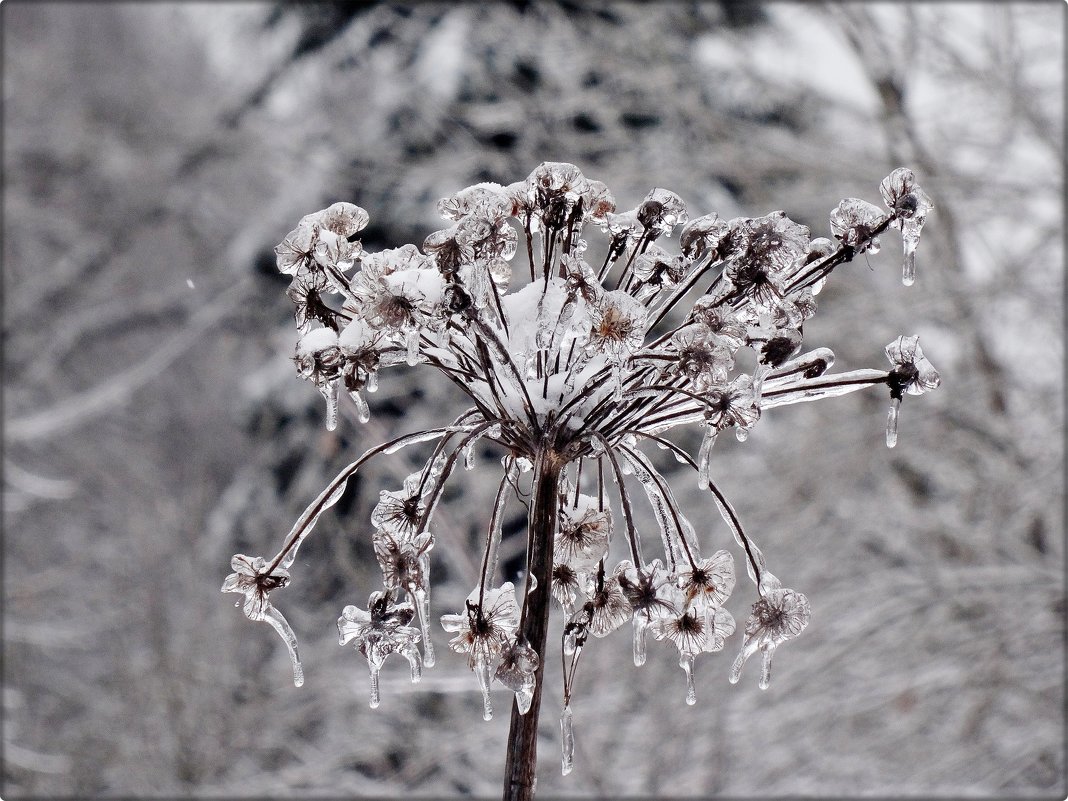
(347, 387), (371, 423)
(678, 550), (736, 610)
(555, 494), (611, 570)
(619, 447), (697, 573)
(440, 583), (520, 713)
(338, 592), (423, 708)
(587, 573), (633, 638)
(495, 640), (540, 715)
(651, 595), (735, 705)
(885, 335), (941, 395)
(829, 197), (884, 252)
(222, 554), (304, 686)
(879, 167), (933, 286)
(637, 187), (688, 238)
(614, 558), (675, 666)
(729, 587), (810, 690)
(679, 212), (729, 262)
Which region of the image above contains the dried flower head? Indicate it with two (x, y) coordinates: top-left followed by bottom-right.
(227, 162), (941, 787)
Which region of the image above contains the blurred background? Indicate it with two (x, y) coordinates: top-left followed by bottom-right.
(2, 2), (1063, 798)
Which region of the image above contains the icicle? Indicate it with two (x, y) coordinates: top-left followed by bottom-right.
(752, 363), (771, 405)
(463, 440), (476, 470)
(632, 616), (649, 667)
(697, 428), (717, 489)
(621, 450), (683, 572)
(680, 652), (697, 705)
(319, 378), (340, 431)
(902, 240), (917, 286)
(759, 647), (774, 690)
(729, 640), (759, 685)
(404, 647), (423, 684)
(560, 704), (575, 776)
(405, 327), (420, 366)
(886, 396), (901, 448)
(563, 626), (581, 657)
(368, 662), (381, 708)
(472, 264), (490, 309)
(474, 657), (494, 721)
(515, 681), (534, 715)
(348, 389), (371, 424)
(264, 606), (304, 687)
(412, 587), (435, 667)
(366, 371), (379, 393)
(611, 363), (624, 402)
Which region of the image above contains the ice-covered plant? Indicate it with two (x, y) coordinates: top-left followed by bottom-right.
(223, 163), (939, 800)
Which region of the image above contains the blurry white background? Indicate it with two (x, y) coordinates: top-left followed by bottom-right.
(3, 2), (1063, 798)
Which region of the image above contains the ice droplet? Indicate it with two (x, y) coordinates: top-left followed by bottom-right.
(886, 396), (901, 448)
(680, 652), (697, 705)
(463, 441), (476, 470)
(412, 587), (435, 667)
(735, 426), (749, 443)
(405, 328), (420, 366)
(366, 371), (379, 393)
(560, 704), (575, 776)
(698, 428), (717, 489)
(348, 389), (371, 424)
(368, 663), (381, 708)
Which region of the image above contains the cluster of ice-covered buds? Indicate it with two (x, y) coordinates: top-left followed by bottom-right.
(224, 161), (940, 776)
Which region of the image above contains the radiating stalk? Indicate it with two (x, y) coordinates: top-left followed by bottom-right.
(502, 447), (562, 801)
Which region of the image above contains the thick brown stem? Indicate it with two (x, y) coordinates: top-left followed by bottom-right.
(502, 447), (562, 801)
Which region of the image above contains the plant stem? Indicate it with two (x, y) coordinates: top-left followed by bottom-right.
(502, 446), (562, 801)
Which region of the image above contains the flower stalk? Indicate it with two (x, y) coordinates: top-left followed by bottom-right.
(503, 446), (563, 801)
